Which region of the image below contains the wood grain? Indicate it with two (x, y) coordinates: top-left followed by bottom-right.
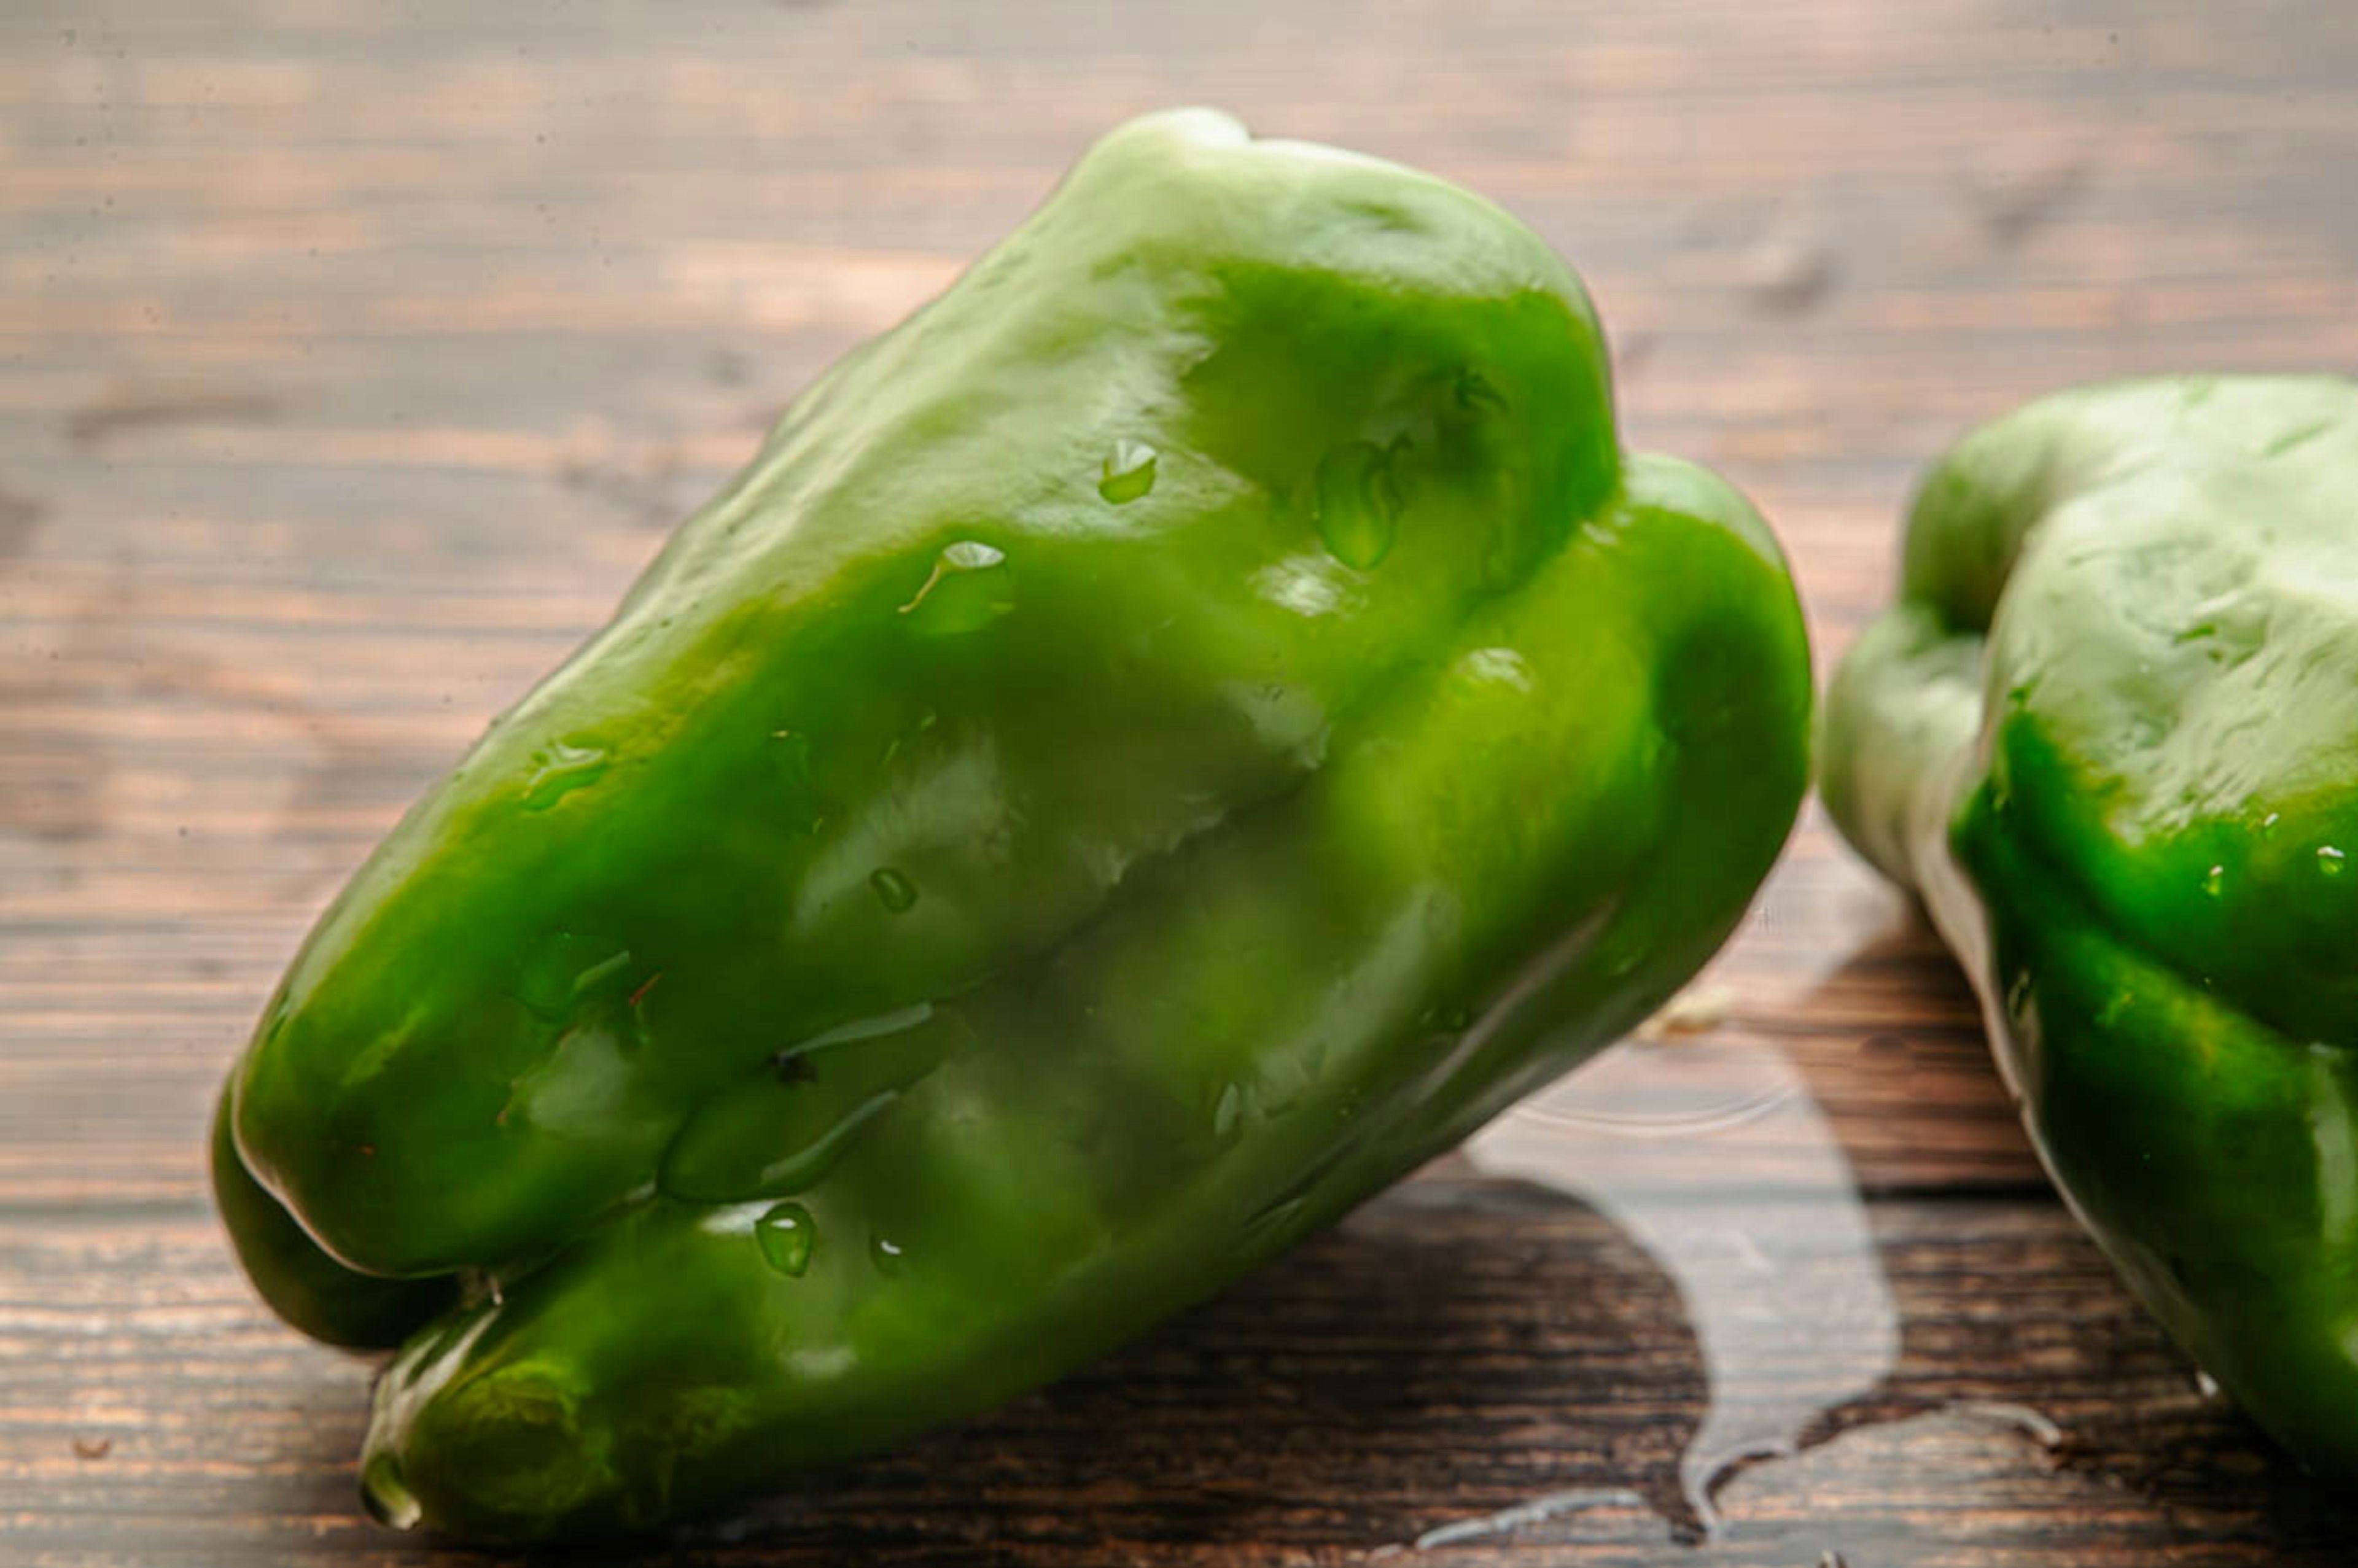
(4, 0), (2357, 1559)
(7, 1189), (2352, 1567)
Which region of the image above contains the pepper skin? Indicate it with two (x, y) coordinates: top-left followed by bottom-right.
(1824, 375), (2358, 1478)
(212, 109), (1813, 1541)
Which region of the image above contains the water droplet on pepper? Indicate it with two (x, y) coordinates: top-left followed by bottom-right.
(871, 867), (917, 912)
(659, 1004), (946, 1201)
(1098, 439), (1158, 503)
(1313, 440), (1404, 569)
(521, 740), (607, 810)
(516, 931), (632, 1020)
(1453, 367), (1506, 411)
(1212, 1081), (1244, 1141)
(898, 540), (1014, 635)
(755, 1202), (815, 1277)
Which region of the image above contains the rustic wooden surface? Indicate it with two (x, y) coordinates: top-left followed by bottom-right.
(6, 0), (2358, 1562)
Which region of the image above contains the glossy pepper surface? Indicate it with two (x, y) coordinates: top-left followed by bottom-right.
(1824, 375), (2358, 1477)
(213, 109), (1813, 1542)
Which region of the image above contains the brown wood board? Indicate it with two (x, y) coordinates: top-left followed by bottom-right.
(6, 0), (2358, 1559)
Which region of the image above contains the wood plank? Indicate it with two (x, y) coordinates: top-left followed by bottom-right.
(5, 0), (2357, 1558)
(3, 1188), (2350, 1566)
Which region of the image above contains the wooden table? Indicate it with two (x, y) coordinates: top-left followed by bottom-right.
(6, 1), (2358, 1562)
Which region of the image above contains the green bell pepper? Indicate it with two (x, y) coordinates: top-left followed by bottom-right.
(1824, 375), (2358, 1478)
(213, 108), (1812, 1542)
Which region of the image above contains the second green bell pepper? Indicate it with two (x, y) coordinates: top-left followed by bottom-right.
(1825, 374), (2358, 1478)
(212, 109), (1813, 1541)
